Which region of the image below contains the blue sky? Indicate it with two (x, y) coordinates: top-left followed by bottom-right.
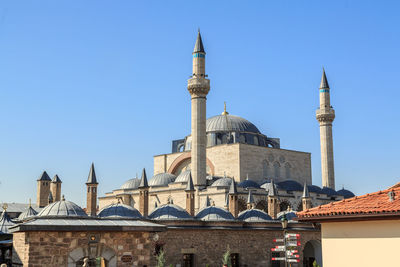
(0, 1), (399, 206)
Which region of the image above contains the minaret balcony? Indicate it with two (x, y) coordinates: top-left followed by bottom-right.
(316, 109), (335, 123)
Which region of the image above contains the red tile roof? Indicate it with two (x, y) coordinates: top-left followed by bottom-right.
(297, 183), (400, 221)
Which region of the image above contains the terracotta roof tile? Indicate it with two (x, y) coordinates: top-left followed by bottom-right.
(297, 183), (400, 220)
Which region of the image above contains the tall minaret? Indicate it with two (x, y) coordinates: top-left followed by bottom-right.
(316, 69), (336, 189)
(187, 31), (210, 188)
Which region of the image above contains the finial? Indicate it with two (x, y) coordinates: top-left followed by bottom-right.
(62, 195), (65, 201)
(2, 203), (8, 211)
(221, 102), (229, 115)
(29, 198), (32, 207)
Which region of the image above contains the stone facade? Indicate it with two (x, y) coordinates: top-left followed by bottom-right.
(12, 231), (153, 267)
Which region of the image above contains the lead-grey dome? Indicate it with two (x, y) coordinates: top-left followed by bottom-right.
(238, 209), (272, 222)
(17, 206), (38, 221)
(120, 178), (140, 190)
(37, 200), (88, 217)
(98, 203), (142, 218)
(206, 114), (261, 134)
(149, 173), (176, 187)
(148, 204), (192, 220)
(195, 206), (235, 221)
(0, 211), (15, 234)
(211, 177), (233, 187)
(175, 170), (191, 183)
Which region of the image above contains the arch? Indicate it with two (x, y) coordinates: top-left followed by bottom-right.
(303, 240), (322, 267)
(279, 200), (291, 212)
(284, 162), (291, 179)
(67, 244), (116, 267)
(273, 162), (281, 179)
(262, 160), (269, 179)
(255, 199), (268, 213)
(167, 152), (215, 176)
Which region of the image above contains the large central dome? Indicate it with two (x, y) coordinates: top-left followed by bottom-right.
(206, 114), (261, 134)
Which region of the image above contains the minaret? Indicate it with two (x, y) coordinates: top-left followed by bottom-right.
(86, 163), (98, 217)
(302, 183), (312, 211)
(50, 175), (62, 202)
(138, 168), (149, 217)
(187, 30), (210, 189)
(267, 180), (279, 219)
(316, 69), (336, 189)
(228, 179), (239, 218)
(36, 171), (51, 208)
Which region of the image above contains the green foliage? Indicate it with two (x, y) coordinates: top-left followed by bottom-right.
(206, 265), (210, 267)
(313, 260), (320, 267)
(168, 265), (173, 267)
(222, 246), (231, 266)
(156, 250), (166, 267)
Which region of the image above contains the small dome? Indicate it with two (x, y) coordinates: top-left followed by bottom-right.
(98, 203), (142, 218)
(149, 204), (192, 220)
(277, 180), (303, 192)
(321, 187), (338, 196)
(149, 173), (176, 187)
(195, 206), (235, 221)
(211, 177), (233, 187)
(336, 188), (355, 199)
(261, 181), (281, 190)
(277, 211), (297, 221)
(120, 178), (140, 190)
(0, 211), (15, 234)
(38, 200), (87, 217)
(238, 179), (260, 189)
(17, 206), (38, 221)
(206, 114), (261, 134)
(307, 185), (323, 194)
(175, 170), (191, 183)
(238, 209), (272, 222)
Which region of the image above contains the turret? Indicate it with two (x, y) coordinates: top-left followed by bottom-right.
(50, 175), (62, 202)
(267, 180), (279, 219)
(316, 68), (336, 189)
(36, 171), (51, 208)
(185, 172), (195, 216)
(228, 179), (239, 218)
(138, 168), (149, 217)
(86, 163), (98, 217)
(187, 30), (210, 191)
(302, 183), (312, 211)
(246, 190), (255, 209)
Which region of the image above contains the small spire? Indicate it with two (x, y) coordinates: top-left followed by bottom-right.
(37, 171), (51, 181)
(247, 190), (254, 205)
(320, 68), (330, 89)
(204, 195), (210, 207)
(268, 179), (277, 197)
(302, 182), (310, 198)
(229, 179), (238, 195)
(139, 168), (149, 188)
(86, 163), (98, 184)
(62, 195), (65, 201)
(193, 30), (205, 53)
(52, 174), (62, 183)
(185, 172), (195, 191)
(221, 102), (229, 115)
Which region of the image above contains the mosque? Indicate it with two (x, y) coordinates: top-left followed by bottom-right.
(0, 32), (354, 267)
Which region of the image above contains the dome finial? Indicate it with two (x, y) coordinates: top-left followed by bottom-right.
(221, 101), (229, 115)
(62, 195), (65, 201)
(2, 203), (8, 211)
(29, 198), (31, 208)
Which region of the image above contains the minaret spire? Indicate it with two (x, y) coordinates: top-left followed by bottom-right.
(188, 30), (211, 213)
(316, 68), (336, 189)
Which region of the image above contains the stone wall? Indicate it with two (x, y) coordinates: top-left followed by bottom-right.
(155, 228), (320, 267)
(13, 231), (153, 267)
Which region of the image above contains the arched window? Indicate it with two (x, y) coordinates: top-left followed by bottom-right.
(273, 162), (281, 178)
(285, 162), (291, 179)
(262, 160), (269, 179)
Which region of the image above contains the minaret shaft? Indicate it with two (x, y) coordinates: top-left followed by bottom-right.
(188, 31), (210, 189)
(316, 69), (335, 189)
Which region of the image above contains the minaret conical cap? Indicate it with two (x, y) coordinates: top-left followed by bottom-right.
(247, 190), (254, 204)
(52, 174), (62, 183)
(229, 178), (238, 194)
(268, 179), (277, 197)
(185, 172), (195, 191)
(320, 68), (330, 89)
(193, 30), (205, 53)
(86, 163), (98, 184)
(37, 171), (51, 181)
(139, 168), (149, 188)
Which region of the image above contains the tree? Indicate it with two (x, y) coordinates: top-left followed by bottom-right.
(156, 250), (166, 267)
